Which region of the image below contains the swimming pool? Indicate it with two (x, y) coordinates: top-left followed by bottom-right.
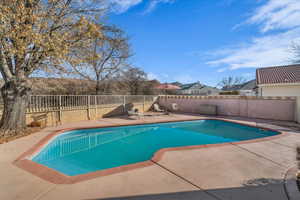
(31, 120), (279, 176)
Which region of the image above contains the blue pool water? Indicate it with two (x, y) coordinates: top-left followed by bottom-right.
(32, 120), (279, 176)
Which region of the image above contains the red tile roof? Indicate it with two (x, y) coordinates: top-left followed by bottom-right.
(256, 64), (300, 85)
(154, 84), (181, 90)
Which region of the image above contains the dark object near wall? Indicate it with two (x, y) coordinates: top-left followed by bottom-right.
(297, 146), (300, 191)
(219, 91), (240, 95)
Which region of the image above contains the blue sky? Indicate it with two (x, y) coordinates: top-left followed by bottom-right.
(108, 0), (300, 86)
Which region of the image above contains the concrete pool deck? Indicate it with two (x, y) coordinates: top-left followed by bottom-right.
(0, 114), (299, 200)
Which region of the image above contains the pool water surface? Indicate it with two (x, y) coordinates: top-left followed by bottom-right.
(31, 120), (279, 176)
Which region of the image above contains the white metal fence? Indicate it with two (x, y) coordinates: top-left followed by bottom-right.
(25, 95), (157, 113)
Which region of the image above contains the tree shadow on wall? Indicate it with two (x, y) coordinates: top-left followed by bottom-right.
(102, 103), (134, 118)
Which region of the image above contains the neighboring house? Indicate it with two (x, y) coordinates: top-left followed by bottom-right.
(256, 64), (300, 96)
(154, 83), (181, 94)
(169, 82), (183, 87)
(222, 80), (257, 96)
(154, 84), (181, 90)
(179, 82), (220, 95)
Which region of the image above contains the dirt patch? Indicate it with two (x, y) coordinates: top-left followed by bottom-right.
(0, 127), (42, 144)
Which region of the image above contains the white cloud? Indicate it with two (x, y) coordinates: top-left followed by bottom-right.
(207, 0), (300, 71)
(146, 72), (196, 83)
(216, 68), (228, 73)
(147, 72), (159, 80)
(110, 0), (143, 13)
(144, 0), (175, 14)
(208, 28), (300, 69)
(146, 72), (169, 81)
(174, 74), (196, 84)
(108, 0), (175, 13)
(248, 0), (300, 32)
(242, 72), (255, 79)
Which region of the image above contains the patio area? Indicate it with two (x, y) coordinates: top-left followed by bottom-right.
(0, 113), (299, 200)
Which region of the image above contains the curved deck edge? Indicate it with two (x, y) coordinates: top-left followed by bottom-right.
(13, 118), (288, 184)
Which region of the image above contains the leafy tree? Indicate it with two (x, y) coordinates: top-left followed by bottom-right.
(0, 0), (104, 136)
(68, 25), (131, 94)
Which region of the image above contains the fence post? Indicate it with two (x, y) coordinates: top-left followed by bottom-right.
(27, 95), (31, 113)
(59, 95), (62, 124)
(123, 95), (126, 113)
(296, 97), (300, 123)
(87, 95), (91, 120)
(143, 96), (145, 112)
(95, 96), (97, 120)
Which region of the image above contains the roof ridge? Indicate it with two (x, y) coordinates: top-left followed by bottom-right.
(257, 64), (300, 70)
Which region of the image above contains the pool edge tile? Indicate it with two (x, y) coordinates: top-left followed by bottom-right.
(13, 117), (289, 184)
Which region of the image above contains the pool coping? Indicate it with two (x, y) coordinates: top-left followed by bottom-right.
(13, 118), (289, 184)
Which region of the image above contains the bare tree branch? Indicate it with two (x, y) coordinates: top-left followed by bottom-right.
(218, 76), (247, 90)
(68, 25), (131, 94)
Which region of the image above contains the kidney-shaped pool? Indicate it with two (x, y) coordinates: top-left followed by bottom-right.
(31, 120), (280, 176)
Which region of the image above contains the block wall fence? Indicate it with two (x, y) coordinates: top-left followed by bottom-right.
(158, 95), (298, 122)
(0, 95), (158, 127)
(0, 95), (298, 127)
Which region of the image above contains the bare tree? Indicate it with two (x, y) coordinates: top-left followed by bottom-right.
(0, 0), (105, 136)
(68, 25), (131, 94)
(291, 43), (300, 64)
(218, 76), (247, 90)
(119, 67), (147, 95)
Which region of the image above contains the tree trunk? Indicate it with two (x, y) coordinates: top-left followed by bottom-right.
(0, 80), (31, 138)
(95, 81), (101, 95)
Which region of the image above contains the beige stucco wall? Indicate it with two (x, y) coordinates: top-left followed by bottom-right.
(259, 85), (300, 97)
(23, 102), (155, 127)
(158, 95), (296, 121)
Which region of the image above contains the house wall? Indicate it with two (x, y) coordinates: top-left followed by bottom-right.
(180, 89), (219, 96)
(259, 85), (300, 96)
(158, 95), (296, 121)
(180, 89), (191, 95)
(239, 90), (256, 96)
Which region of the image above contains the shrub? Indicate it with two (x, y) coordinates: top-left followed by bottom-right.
(29, 121), (42, 128)
(219, 91), (240, 95)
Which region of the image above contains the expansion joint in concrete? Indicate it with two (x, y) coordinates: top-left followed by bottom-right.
(150, 160), (223, 200)
(230, 143), (287, 169)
